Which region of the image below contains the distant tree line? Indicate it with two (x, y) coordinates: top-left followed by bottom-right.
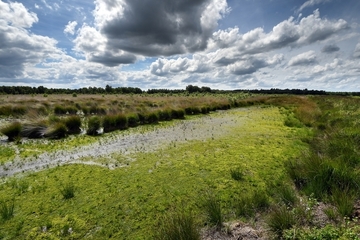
(0, 84), (356, 96)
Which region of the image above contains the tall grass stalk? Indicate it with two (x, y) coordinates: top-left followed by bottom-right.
(0, 200), (14, 221)
(203, 193), (223, 229)
(156, 211), (200, 240)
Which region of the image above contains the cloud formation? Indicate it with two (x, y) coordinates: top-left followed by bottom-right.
(354, 43), (360, 58)
(321, 44), (340, 53)
(0, 0), (63, 78)
(74, 0), (228, 66)
(64, 21), (78, 35)
(298, 0), (331, 13)
(288, 51), (317, 66)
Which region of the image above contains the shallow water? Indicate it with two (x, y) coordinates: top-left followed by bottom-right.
(0, 109), (251, 177)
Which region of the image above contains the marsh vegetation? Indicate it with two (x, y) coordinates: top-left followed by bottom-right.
(0, 93), (360, 239)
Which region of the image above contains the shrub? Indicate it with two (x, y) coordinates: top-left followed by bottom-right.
(156, 210), (200, 240)
(203, 193), (223, 229)
(0, 199), (14, 221)
(87, 116), (101, 136)
(267, 205), (296, 235)
(64, 116), (81, 134)
(60, 183), (75, 199)
(1, 122), (22, 141)
(44, 122), (67, 139)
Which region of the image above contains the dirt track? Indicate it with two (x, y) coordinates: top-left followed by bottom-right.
(0, 108), (251, 177)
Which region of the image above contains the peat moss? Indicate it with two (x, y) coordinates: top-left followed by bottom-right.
(0, 107), (309, 239)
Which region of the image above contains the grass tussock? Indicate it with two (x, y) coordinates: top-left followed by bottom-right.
(0, 199), (15, 222)
(0, 122), (22, 141)
(156, 210), (200, 240)
(87, 116), (101, 136)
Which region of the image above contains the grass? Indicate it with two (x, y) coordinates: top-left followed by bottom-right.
(0, 199), (14, 222)
(0, 122), (22, 141)
(156, 210), (200, 240)
(0, 106), (307, 239)
(87, 116), (101, 135)
(230, 167), (244, 181)
(59, 182), (76, 200)
(267, 204), (296, 236)
(203, 192), (223, 229)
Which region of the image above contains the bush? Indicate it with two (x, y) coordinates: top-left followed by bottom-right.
(64, 116), (81, 134)
(0, 199), (14, 221)
(1, 122), (22, 141)
(156, 210), (200, 240)
(87, 116), (101, 136)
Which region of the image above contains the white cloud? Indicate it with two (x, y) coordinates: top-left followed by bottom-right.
(210, 10), (348, 56)
(288, 51), (317, 66)
(0, 0), (64, 78)
(354, 42), (360, 58)
(298, 0), (331, 13)
(64, 21), (78, 35)
(0, 0), (38, 28)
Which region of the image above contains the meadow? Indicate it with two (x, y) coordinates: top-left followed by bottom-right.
(0, 93), (360, 239)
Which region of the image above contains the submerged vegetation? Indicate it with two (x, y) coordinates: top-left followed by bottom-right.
(0, 92), (360, 239)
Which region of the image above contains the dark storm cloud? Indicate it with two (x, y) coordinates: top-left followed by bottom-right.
(321, 44), (340, 53)
(100, 0), (224, 56)
(90, 51), (137, 67)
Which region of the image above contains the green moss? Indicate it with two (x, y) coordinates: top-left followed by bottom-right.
(0, 107), (307, 239)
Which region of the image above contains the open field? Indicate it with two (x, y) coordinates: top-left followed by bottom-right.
(1, 94), (360, 239)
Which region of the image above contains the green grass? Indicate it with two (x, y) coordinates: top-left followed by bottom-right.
(0, 106), (307, 239)
(156, 210), (200, 240)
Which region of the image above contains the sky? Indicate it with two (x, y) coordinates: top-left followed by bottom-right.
(0, 0), (360, 91)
